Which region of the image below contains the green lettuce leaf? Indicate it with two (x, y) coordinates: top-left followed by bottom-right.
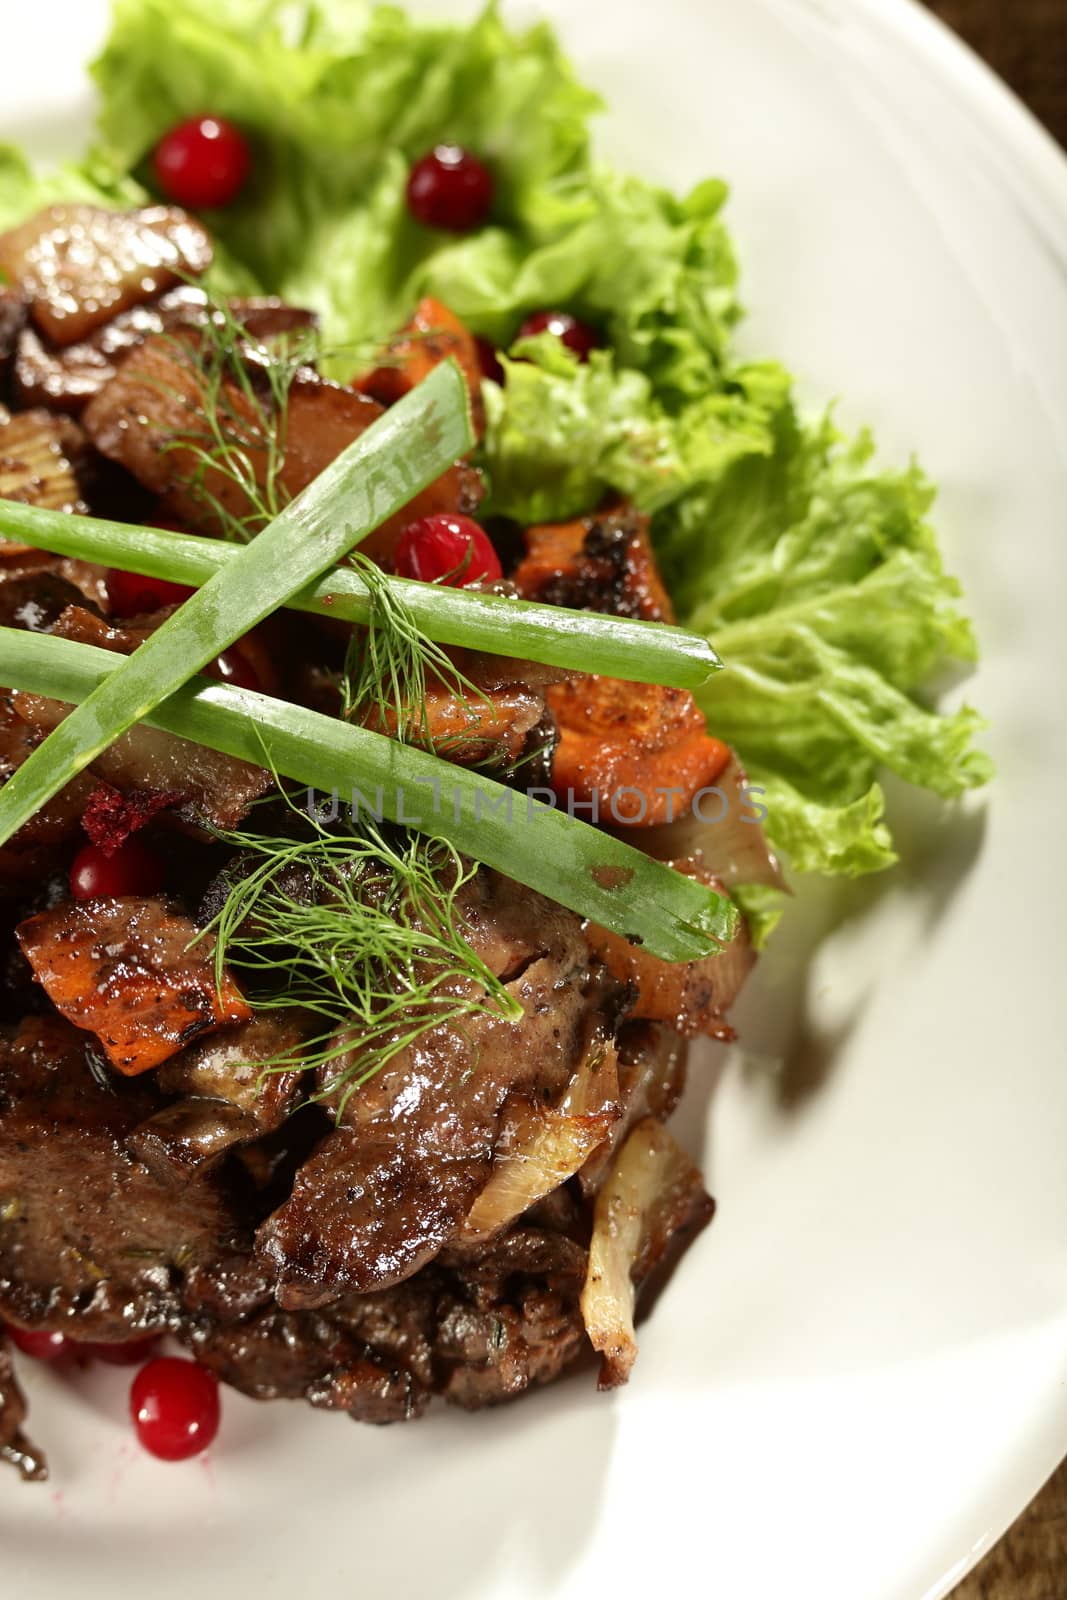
(661, 407), (993, 874)
(0, 144), (147, 234)
(480, 339), (779, 524)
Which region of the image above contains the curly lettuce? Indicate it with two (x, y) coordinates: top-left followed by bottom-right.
(0, 0), (990, 879)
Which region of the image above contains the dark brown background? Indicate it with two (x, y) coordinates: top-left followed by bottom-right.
(922, 5), (1065, 1597)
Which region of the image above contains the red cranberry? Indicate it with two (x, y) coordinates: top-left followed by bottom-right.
(106, 568), (196, 618)
(206, 646), (262, 692)
(517, 310), (600, 363)
(394, 514), (502, 587)
(153, 116), (251, 210)
(7, 1326), (72, 1363)
(81, 1336), (159, 1367)
(69, 838), (166, 901)
(130, 1357), (220, 1462)
(475, 336), (505, 385)
(406, 146), (493, 232)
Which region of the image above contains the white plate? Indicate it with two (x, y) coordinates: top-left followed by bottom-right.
(2, 3), (1066, 1597)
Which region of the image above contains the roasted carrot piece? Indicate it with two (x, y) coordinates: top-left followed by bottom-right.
(512, 504), (675, 623)
(16, 897), (251, 1076)
(545, 675), (730, 826)
(513, 505), (728, 825)
(357, 297), (486, 438)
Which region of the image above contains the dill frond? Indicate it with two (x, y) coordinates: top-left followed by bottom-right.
(339, 552), (492, 750)
(203, 797), (523, 1118)
(157, 297), (320, 543)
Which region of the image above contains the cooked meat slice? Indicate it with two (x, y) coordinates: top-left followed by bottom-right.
(227, 298), (320, 346)
(435, 1225), (588, 1408)
(83, 331), (484, 550)
(585, 860), (755, 1039)
(0, 1017), (244, 1342)
(11, 604), (272, 830)
(182, 1277), (434, 1423)
(0, 406), (90, 513)
(580, 1117), (714, 1389)
(11, 284), (206, 412)
(1, 1335), (47, 1482)
(0, 205), (211, 346)
(0, 695), (96, 891)
(156, 1013), (307, 1127)
(257, 871), (624, 1306)
(0, 567), (93, 633)
(512, 504), (675, 622)
(0, 287), (25, 389)
(14, 290), (318, 413)
(578, 1021), (688, 1194)
(358, 297), (486, 438)
(127, 1100), (263, 1183)
(545, 673), (732, 826)
(131, 1013), (310, 1178)
(16, 896), (252, 1075)
(182, 1221), (586, 1419)
(81, 332), (381, 524)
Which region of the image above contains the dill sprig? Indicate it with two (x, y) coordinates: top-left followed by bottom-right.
(339, 552), (491, 751)
(203, 799), (522, 1115)
(159, 298), (320, 542)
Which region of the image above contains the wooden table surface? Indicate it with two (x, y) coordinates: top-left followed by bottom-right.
(919, 5), (1066, 1596)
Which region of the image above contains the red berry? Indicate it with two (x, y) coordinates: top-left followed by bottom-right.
(406, 146), (493, 232)
(106, 568), (196, 618)
(203, 633), (271, 691)
(475, 336), (505, 386)
(394, 514), (502, 587)
(81, 1336), (159, 1367)
(70, 838), (166, 901)
(8, 1326), (72, 1363)
(130, 1357), (220, 1462)
(153, 116), (251, 210)
(517, 310), (600, 363)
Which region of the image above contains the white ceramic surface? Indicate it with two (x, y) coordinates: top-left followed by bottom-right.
(2, 3), (1066, 1598)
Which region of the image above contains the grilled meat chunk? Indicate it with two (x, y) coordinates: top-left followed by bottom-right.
(131, 1013), (309, 1178)
(0, 288), (25, 393)
(0, 695), (96, 893)
(257, 871), (624, 1307)
(14, 291), (316, 413)
(0, 406), (90, 513)
(182, 1220), (586, 1420)
(83, 331), (483, 550)
(11, 604), (273, 830)
(1, 1334), (47, 1482)
(15, 896), (252, 1075)
(0, 205), (211, 347)
(0, 1017), (245, 1341)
